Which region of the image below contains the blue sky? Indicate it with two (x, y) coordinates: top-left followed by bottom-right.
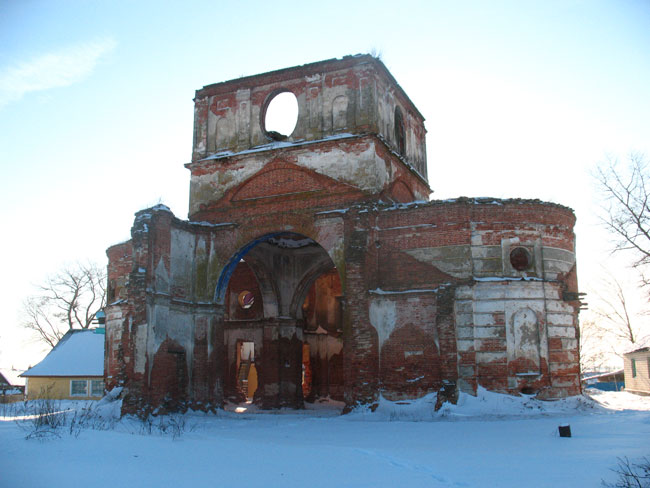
(1, 0), (649, 369)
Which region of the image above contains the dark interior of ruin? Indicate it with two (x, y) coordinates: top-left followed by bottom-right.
(223, 233), (343, 407)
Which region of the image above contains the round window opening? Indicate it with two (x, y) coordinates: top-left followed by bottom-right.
(238, 290), (255, 310)
(509, 247), (532, 271)
(264, 91), (298, 141)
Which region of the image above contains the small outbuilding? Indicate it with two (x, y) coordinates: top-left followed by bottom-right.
(582, 370), (625, 392)
(624, 346), (650, 395)
(0, 368), (24, 403)
(21, 329), (105, 400)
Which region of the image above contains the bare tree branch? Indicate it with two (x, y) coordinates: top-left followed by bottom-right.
(21, 262), (107, 349)
(602, 456), (650, 488)
(579, 318), (611, 372)
(594, 154), (650, 269)
(585, 269), (647, 365)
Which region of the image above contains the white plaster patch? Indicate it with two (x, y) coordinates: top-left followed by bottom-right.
(476, 351), (506, 363)
(369, 298), (397, 349)
(504, 282), (546, 300)
(145, 303), (195, 389)
(474, 283), (507, 301)
(473, 300), (506, 314)
(189, 158), (266, 214)
(547, 314), (575, 326)
(474, 327), (503, 339)
(306, 334), (343, 360)
(332, 95), (348, 130)
(473, 314), (501, 327)
(457, 327), (474, 339)
(455, 313), (473, 327)
(504, 297), (547, 367)
(511, 307), (541, 367)
(471, 245), (501, 259)
(147, 303), (169, 366)
(168, 309), (195, 359)
(299, 143), (387, 192)
(216, 116), (235, 149)
(405, 246), (472, 278)
(541, 247), (575, 279)
(154, 258), (169, 294)
(170, 228), (196, 293)
(548, 326), (576, 338)
(404, 350), (423, 358)
(134, 323), (147, 374)
(455, 286), (473, 301)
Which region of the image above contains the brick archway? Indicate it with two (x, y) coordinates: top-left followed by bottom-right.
(215, 232), (341, 317)
(217, 232), (345, 407)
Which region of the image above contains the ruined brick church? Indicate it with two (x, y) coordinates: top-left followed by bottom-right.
(105, 55), (581, 414)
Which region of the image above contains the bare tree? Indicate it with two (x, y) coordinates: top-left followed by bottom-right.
(583, 270), (648, 369)
(594, 153), (650, 273)
(22, 263), (107, 348)
(590, 274), (640, 346)
(602, 456), (650, 488)
(579, 318), (610, 372)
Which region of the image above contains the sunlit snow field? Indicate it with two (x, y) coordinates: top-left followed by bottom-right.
(1, 388), (648, 488)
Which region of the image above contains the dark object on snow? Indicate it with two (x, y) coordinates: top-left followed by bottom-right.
(558, 424), (571, 437)
(435, 380), (459, 411)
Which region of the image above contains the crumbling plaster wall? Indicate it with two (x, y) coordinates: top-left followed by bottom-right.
(108, 203), (352, 410)
(354, 198), (579, 400)
(106, 194), (580, 412)
(105, 207), (230, 411)
(188, 139), (388, 218)
(374, 72), (427, 177)
(193, 56), (425, 163)
(188, 135), (430, 216)
(454, 281), (579, 398)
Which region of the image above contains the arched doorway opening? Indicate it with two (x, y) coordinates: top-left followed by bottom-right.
(300, 268), (344, 402)
(217, 232), (343, 409)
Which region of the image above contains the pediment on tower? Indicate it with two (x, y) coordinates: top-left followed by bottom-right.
(228, 161), (359, 204)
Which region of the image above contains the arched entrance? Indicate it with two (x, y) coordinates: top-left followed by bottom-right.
(216, 232), (343, 409)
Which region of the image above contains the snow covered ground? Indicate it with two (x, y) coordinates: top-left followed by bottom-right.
(1, 388), (648, 488)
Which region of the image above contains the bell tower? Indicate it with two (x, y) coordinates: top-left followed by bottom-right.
(186, 55), (430, 220)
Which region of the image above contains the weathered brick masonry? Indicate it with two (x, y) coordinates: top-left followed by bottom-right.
(105, 55), (581, 414)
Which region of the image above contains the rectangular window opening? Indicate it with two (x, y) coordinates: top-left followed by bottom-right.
(70, 380), (88, 396)
(90, 380), (104, 397)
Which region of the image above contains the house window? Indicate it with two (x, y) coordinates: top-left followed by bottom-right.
(631, 359), (637, 378)
(90, 380), (104, 397)
(70, 380), (88, 396)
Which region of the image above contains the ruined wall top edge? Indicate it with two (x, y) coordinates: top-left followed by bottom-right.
(196, 55), (424, 120)
(191, 55), (428, 179)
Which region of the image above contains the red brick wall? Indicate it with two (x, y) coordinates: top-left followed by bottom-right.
(106, 57), (578, 413)
(107, 196), (579, 413)
(106, 241), (132, 302)
(226, 261), (263, 320)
